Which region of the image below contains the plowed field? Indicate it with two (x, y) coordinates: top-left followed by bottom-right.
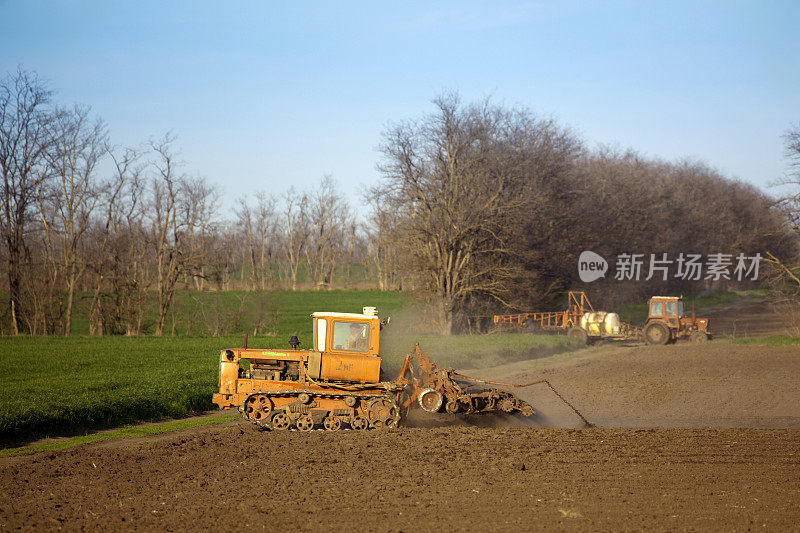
(2, 343), (799, 531)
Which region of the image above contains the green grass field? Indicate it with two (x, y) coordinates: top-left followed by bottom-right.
(69, 288), (405, 336)
(726, 336), (800, 346)
(1, 290), (406, 441)
(0, 335), (233, 440)
(0, 413), (239, 457)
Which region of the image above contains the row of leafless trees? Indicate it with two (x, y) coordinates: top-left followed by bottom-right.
(2, 68), (796, 335)
(236, 175), (364, 292)
(0, 68), (368, 335)
(372, 94), (796, 333)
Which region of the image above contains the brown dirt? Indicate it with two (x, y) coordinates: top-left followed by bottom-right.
(701, 296), (793, 338)
(2, 343), (800, 531)
(472, 343), (800, 429)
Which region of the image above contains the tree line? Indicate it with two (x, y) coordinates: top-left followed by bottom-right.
(372, 94), (795, 333)
(2, 68), (796, 335)
(0, 68), (371, 335)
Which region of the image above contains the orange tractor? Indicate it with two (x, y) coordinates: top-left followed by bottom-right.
(641, 296), (711, 345)
(212, 307), (540, 431)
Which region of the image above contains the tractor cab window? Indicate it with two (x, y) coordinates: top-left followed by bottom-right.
(677, 300), (684, 317)
(314, 318), (327, 351)
(650, 301), (663, 317)
(332, 321), (369, 352)
(664, 300), (677, 317)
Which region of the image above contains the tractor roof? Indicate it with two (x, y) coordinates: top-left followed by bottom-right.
(311, 312), (379, 321)
(650, 296), (681, 300)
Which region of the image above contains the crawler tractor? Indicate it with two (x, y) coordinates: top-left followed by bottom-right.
(213, 307), (542, 431)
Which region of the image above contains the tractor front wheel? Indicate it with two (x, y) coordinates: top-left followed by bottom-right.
(644, 322), (671, 345)
(690, 330), (709, 343)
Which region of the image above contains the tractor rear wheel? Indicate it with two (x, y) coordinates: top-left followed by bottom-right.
(644, 322), (671, 345)
(567, 326), (589, 345)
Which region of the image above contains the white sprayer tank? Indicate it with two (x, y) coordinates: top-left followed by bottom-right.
(580, 311), (621, 336)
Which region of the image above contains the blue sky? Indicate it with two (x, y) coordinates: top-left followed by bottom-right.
(1, 1), (798, 211)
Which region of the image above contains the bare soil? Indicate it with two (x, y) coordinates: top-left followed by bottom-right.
(701, 296), (793, 338)
(472, 343), (800, 429)
(2, 343), (799, 531)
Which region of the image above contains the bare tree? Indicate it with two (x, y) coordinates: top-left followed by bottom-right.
(86, 145), (142, 335)
(238, 198), (258, 290)
(305, 175), (350, 289)
(776, 123), (800, 236)
(0, 68), (52, 333)
(146, 135), (219, 335)
(254, 192), (277, 289)
(178, 175), (219, 291)
(37, 105), (107, 335)
(765, 123), (800, 305)
(375, 94), (570, 333)
(238, 192), (277, 290)
(279, 188), (309, 291)
(148, 134), (184, 336)
(365, 195), (400, 291)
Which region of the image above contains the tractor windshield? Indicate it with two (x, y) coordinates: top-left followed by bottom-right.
(332, 321), (370, 352)
(665, 300), (677, 317)
(677, 300), (684, 317)
(650, 301), (663, 317)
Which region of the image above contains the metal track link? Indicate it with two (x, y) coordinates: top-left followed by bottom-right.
(242, 391), (398, 431)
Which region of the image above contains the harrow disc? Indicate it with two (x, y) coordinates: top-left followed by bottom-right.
(498, 397), (515, 413)
(418, 388), (444, 413)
